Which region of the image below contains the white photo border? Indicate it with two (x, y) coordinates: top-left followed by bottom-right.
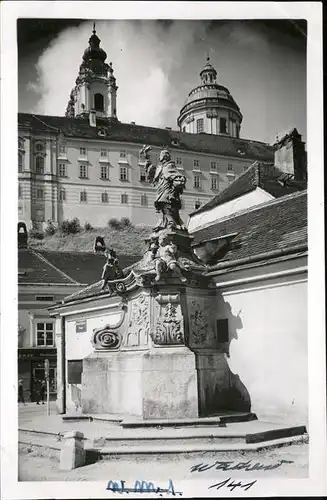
(1, 1), (325, 498)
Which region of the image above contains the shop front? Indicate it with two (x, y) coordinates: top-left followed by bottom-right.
(18, 348), (57, 401)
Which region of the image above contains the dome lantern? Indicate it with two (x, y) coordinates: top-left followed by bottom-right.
(199, 56), (217, 85)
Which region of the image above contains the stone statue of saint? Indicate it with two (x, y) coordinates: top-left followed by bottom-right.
(142, 147), (187, 232)
(101, 248), (124, 292)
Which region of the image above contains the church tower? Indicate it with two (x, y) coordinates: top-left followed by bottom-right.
(66, 24), (118, 120)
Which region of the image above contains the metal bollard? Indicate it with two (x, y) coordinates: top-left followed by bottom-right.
(60, 430), (85, 470)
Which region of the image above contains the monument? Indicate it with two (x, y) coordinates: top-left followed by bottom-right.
(52, 147), (233, 419)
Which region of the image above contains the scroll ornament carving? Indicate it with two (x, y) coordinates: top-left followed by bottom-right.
(91, 325), (122, 350)
(151, 302), (184, 345)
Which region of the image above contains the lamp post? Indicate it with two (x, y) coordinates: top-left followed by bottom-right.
(44, 358), (50, 416)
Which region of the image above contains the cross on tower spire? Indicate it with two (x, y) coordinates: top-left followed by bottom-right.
(93, 22), (96, 35)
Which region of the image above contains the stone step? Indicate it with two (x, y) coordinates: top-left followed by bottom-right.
(120, 412), (258, 428)
(62, 414), (93, 422)
(96, 434), (308, 458)
(93, 423), (307, 448)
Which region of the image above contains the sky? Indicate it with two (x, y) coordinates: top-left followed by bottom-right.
(18, 19), (307, 144)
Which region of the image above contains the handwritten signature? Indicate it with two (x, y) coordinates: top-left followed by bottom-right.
(190, 459), (293, 473)
(106, 479), (182, 496)
(209, 478), (257, 491)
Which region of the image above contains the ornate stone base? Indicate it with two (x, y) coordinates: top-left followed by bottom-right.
(81, 347), (198, 418)
(79, 284), (234, 419)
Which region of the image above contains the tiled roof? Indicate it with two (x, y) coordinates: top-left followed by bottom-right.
(18, 112), (274, 162)
(18, 249), (140, 285)
(39, 250), (140, 285)
(60, 280), (105, 304)
(18, 249), (76, 284)
(192, 191), (307, 266)
(192, 161), (307, 215)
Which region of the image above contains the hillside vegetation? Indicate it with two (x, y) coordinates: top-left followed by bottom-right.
(29, 225), (152, 256)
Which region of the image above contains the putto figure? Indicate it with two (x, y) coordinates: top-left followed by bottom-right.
(154, 232), (188, 283)
(140, 146), (187, 232)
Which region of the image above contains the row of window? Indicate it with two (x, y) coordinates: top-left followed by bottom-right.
(58, 163), (147, 181)
(19, 152), (245, 176)
(18, 172), (223, 201)
(60, 146), (127, 158)
(193, 175), (220, 190)
(58, 190), (205, 210)
(60, 191), (149, 205)
(58, 164), (234, 186)
(185, 117), (231, 135)
(59, 146), (238, 171)
(20, 178), (218, 201)
(19, 182), (206, 210)
(19, 182), (206, 209)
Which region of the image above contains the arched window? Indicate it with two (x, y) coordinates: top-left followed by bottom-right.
(94, 93), (104, 112)
(35, 156), (44, 174)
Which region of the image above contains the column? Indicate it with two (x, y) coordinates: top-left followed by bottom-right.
(23, 138), (33, 227)
(55, 316), (66, 414)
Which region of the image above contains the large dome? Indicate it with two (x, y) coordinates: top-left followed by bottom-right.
(177, 58), (243, 137)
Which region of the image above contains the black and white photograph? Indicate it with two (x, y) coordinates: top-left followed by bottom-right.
(1, 1), (326, 498)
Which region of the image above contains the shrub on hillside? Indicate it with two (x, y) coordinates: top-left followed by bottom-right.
(29, 228), (44, 240)
(84, 221), (93, 231)
(60, 217), (81, 235)
(108, 217), (133, 230)
(44, 219), (57, 236)
(120, 217), (132, 229)
(108, 218), (121, 230)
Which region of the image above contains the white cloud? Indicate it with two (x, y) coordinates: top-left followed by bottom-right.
(29, 20), (205, 128)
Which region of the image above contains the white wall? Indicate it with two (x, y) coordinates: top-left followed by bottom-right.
(215, 272), (307, 424)
(188, 187), (274, 232)
(65, 309), (124, 360)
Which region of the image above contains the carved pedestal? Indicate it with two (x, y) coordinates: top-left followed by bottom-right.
(80, 284), (230, 419)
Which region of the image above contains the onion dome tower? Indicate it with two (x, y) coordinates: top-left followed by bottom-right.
(65, 24), (118, 120)
(177, 57), (242, 137)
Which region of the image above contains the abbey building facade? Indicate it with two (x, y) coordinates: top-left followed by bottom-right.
(18, 27), (274, 229)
